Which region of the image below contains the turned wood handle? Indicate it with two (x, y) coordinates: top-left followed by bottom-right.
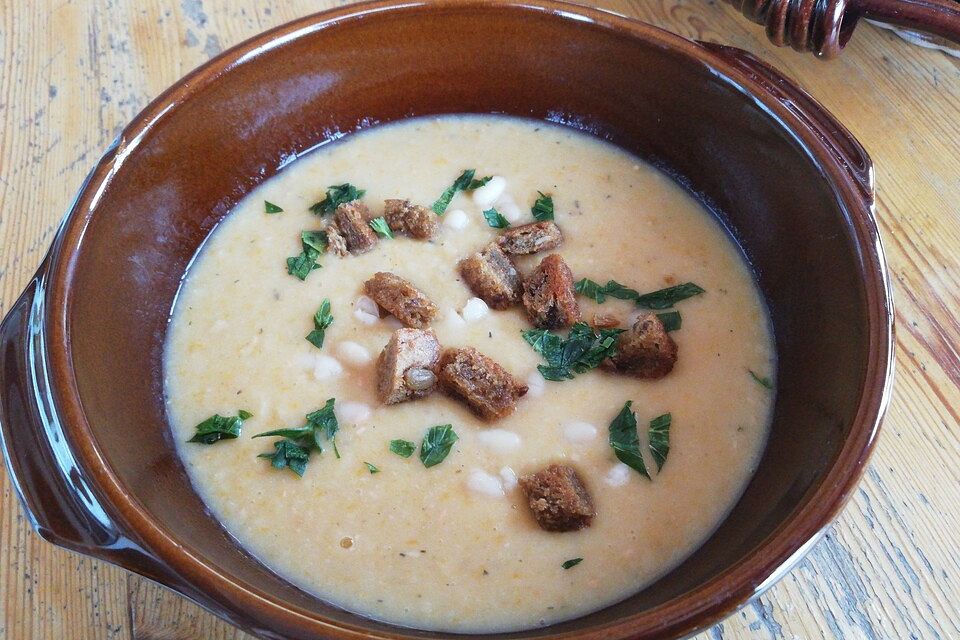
(724, 0), (960, 57)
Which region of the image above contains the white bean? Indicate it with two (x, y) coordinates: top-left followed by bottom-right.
(444, 209), (470, 230)
(477, 429), (521, 454)
(312, 355), (343, 380)
(466, 469), (505, 497)
(337, 401), (371, 424)
(563, 421), (598, 443)
(604, 463), (632, 487)
(499, 466), (518, 491)
(461, 297), (490, 322)
(337, 341), (372, 366)
(353, 295), (380, 325)
(495, 193), (523, 223)
(525, 371), (546, 398)
(472, 176), (506, 209)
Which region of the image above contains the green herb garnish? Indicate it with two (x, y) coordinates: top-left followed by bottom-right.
(483, 207), (511, 229)
(187, 410), (252, 444)
(264, 200), (284, 214)
(419, 424), (459, 468)
(575, 278), (607, 303)
(561, 558), (583, 569)
(364, 462), (380, 474)
(306, 299), (333, 349)
(310, 183), (366, 215)
(749, 370), (774, 390)
(389, 439), (416, 458)
(432, 169), (475, 215)
(656, 311), (682, 332)
(469, 176), (493, 190)
(575, 279), (704, 309)
(532, 191), (554, 221)
(648, 413), (671, 472)
(368, 216), (393, 239)
(254, 399), (338, 476)
(608, 401), (650, 479)
(286, 230), (328, 281)
(258, 440), (310, 476)
(522, 322), (623, 381)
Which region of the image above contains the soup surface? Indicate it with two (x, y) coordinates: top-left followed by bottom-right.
(164, 115), (776, 633)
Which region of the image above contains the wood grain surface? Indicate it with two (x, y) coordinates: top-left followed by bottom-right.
(1, 1), (958, 638)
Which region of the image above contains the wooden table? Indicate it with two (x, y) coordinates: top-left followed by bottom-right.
(1, 1), (958, 638)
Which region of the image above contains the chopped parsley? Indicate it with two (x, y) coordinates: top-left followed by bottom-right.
(306, 298), (333, 349)
(749, 370), (774, 390)
(469, 175), (493, 189)
(656, 311), (682, 332)
(483, 207), (511, 229)
(389, 439), (416, 458)
(522, 322), (623, 381)
(532, 192), (554, 221)
(187, 410), (252, 444)
(648, 413), (671, 472)
(561, 558), (583, 569)
(368, 216), (393, 239)
(608, 401), (649, 479)
(364, 462), (380, 474)
(309, 183), (366, 215)
(575, 278), (705, 309)
(264, 200), (283, 214)
(419, 424), (458, 468)
(432, 169), (475, 215)
(254, 399), (338, 476)
(286, 230), (328, 281)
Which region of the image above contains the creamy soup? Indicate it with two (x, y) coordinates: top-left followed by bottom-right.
(164, 115), (776, 633)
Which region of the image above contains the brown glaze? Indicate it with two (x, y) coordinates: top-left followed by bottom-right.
(0, 2), (893, 640)
(724, 0), (960, 57)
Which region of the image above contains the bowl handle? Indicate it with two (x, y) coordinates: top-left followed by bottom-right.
(0, 262), (184, 587)
(700, 42), (875, 202)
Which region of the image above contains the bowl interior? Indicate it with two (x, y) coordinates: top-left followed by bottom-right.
(60, 4), (872, 637)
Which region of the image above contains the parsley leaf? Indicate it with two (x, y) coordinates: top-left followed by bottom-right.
(469, 176), (492, 189)
(601, 280), (641, 301)
(254, 399), (338, 476)
(648, 413), (671, 472)
(306, 299), (333, 349)
(432, 169), (475, 215)
(574, 278), (606, 303)
(187, 410), (252, 444)
(633, 282), (705, 309)
(532, 191), (554, 221)
(561, 558), (583, 569)
(483, 207), (511, 229)
(522, 322), (623, 381)
(389, 439), (416, 458)
(656, 311), (682, 332)
(258, 440), (310, 477)
(286, 230), (328, 281)
(309, 183), (366, 215)
(420, 425), (458, 468)
(749, 370), (774, 389)
(364, 461), (380, 474)
(608, 401), (650, 479)
(368, 216), (393, 239)
(264, 200), (284, 214)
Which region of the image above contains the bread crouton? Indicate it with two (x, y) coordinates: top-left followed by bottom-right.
(376, 328), (441, 405)
(496, 221), (563, 255)
(606, 312), (678, 379)
(522, 254), (581, 329)
(324, 223), (349, 257)
(437, 347), (528, 420)
(519, 464), (595, 532)
(363, 272), (438, 329)
(333, 201), (378, 255)
(458, 244), (522, 309)
(383, 199), (439, 240)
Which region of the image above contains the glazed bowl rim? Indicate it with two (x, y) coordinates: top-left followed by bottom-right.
(41, 1), (894, 638)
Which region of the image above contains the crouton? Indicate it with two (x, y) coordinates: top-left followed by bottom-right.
(383, 199), (439, 240)
(437, 347), (528, 420)
(590, 313), (621, 330)
(376, 328), (441, 405)
(325, 223), (349, 257)
(496, 221), (563, 255)
(522, 254), (581, 329)
(519, 464), (595, 532)
(363, 272), (437, 329)
(333, 201), (378, 255)
(458, 244), (522, 309)
(606, 312), (678, 379)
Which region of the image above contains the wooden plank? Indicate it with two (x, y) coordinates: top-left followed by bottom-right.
(0, 0), (957, 638)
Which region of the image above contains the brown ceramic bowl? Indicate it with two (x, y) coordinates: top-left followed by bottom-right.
(0, 2), (893, 638)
